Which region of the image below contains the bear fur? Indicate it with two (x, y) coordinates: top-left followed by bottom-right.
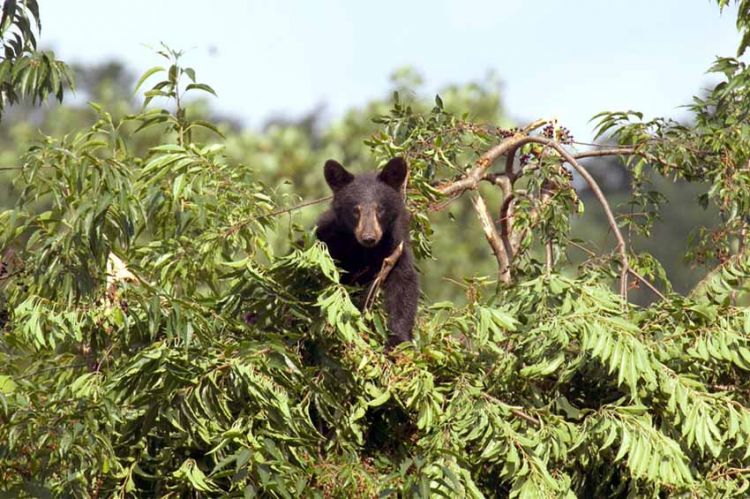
(316, 157), (419, 348)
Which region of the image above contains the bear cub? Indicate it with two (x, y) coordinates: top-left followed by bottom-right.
(316, 157), (419, 348)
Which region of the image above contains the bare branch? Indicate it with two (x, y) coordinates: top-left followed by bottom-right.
(628, 268), (668, 301)
(511, 408), (541, 426)
(435, 132), (632, 298)
(573, 147), (635, 160)
(530, 138), (630, 299)
(436, 133), (632, 198)
(471, 192), (511, 283)
(522, 118), (551, 134)
(483, 392), (541, 426)
(498, 194), (516, 261)
(225, 195), (332, 237)
(568, 239), (666, 301)
(364, 242), (404, 311)
(482, 172), (512, 191)
(545, 241), (554, 274)
(572, 145), (685, 172)
(438, 134), (533, 197)
(482, 172), (516, 262)
(505, 142), (518, 177)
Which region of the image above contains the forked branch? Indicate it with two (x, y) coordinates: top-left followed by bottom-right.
(436, 131), (634, 299)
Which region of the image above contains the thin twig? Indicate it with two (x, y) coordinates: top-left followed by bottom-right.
(572, 145), (684, 171)
(545, 241), (554, 275)
(225, 195), (332, 237)
(628, 268), (667, 301)
(522, 118), (550, 134)
(0, 268), (23, 281)
(573, 140), (617, 148)
(482, 392), (541, 427)
(568, 239), (666, 301)
(428, 192), (462, 212)
(511, 408), (541, 426)
(529, 137), (631, 300)
(364, 242), (404, 311)
(573, 147), (635, 159)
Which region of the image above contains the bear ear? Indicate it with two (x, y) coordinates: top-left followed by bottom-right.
(324, 160), (354, 192)
(377, 157), (408, 191)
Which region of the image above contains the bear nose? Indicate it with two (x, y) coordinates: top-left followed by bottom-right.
(360, 235), (378, 247)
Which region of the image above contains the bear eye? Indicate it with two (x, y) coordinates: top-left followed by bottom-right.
(376, 206), (385, 217)
(353, 205), (361, 218)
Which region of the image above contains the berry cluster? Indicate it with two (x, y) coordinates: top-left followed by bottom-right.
(542, 123), (574, 144)
(496, 127), (520, 138)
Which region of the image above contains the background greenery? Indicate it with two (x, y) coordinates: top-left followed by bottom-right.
(0, 56), (720, 303)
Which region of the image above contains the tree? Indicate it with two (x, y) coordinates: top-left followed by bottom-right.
(2, 2), (750, 497)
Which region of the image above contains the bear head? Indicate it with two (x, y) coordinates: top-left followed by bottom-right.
(324, 157), (407, 248)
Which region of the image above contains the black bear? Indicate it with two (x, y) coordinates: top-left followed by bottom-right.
(316, 157), (419, 348)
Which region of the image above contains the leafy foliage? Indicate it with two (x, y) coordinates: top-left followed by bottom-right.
(718, 0), (750, 56)
(2, 3), (750, 498)
(0, 0), (73, 117)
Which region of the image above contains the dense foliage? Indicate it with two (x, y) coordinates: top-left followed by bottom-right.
(2, 2), (750, 497)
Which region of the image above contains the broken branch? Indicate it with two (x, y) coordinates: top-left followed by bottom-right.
(364, 242), (405, 311)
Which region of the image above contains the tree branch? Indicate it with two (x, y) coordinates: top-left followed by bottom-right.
(364, 242), (404, 311)
(482, 172), (516, 262)
(522, 118), (551, 134)
(573, 147), (635, 159)
(471, 192), (511, 284)
(438, 134), (533, 197)
(436, 134), (632, 299)
(568, 240), (666, 301)
(225, 195), (332, 237)
(498, 194), (516, 261)
(572, 145), (685, 172)
(534, 138), (630, 299)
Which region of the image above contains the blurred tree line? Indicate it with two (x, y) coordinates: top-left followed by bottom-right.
(0, 58), (717, 302)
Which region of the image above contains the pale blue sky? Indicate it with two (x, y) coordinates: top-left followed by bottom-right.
(43, 1), (740, 141)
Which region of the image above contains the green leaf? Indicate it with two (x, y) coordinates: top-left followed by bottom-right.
(134, 65), (165, 93)
(185, 82), (217, 96)
(0, 375), (17, 394)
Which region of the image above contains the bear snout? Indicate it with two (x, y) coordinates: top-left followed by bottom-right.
(355, 204), (383, 247)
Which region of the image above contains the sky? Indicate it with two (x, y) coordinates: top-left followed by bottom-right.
(41, 1), (741, 142)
